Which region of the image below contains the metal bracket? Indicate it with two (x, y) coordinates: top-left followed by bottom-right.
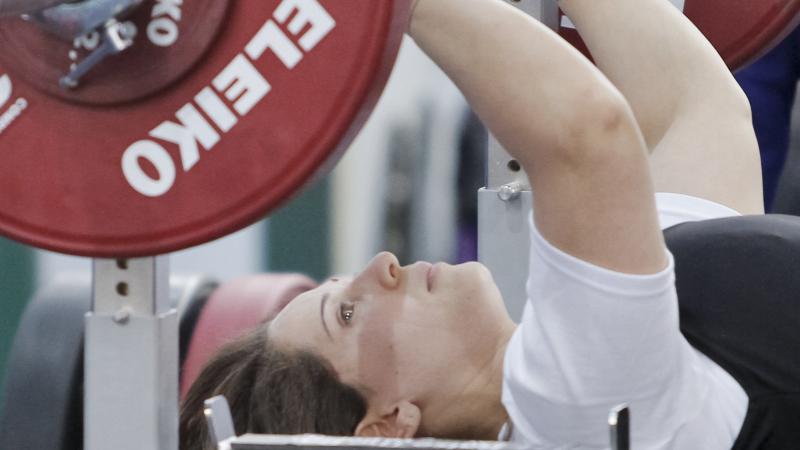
(86, 256), (178, 450)
(206, 396), (237, 446)
(18, 0), (144, 89)
(92, 256), (171, 316)
(59, 18), (137, 89)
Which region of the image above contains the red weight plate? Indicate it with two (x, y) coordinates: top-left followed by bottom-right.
(559, 0), (800, 71)
(0, 0), (410, 257)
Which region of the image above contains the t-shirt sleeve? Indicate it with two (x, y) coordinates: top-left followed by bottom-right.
(501, 214), (710, 447)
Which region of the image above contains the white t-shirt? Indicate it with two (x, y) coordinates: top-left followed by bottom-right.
(501, 193), (749, 449)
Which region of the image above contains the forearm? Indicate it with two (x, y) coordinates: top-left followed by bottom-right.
(408, 0), (623, 172)
(558, 0), (749, 149)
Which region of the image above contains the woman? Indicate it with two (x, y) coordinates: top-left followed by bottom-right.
(181, 0), (775, 448)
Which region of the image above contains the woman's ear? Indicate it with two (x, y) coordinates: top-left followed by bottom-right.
(355, 401), (421, 438)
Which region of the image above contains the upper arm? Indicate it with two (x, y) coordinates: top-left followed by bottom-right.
(555, 0), (764, 216)
(527, 92), (668, 275)
(649, 88), (764, 215)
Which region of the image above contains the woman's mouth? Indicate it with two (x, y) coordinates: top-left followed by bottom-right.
(427, 263), (438, 292)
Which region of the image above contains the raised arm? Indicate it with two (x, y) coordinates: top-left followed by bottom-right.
(409, 0), (666, 274)
(559, 0), (764, 214)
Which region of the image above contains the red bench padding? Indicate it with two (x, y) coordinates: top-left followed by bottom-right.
(180, 274), (316, 399)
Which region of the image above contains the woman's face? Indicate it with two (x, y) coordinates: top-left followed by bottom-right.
(268, 252), (515, 415)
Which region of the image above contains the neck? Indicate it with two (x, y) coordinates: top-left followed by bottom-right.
(419, 324), (516, 440)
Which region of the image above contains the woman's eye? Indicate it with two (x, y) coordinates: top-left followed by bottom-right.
(340, 303), (355, 324)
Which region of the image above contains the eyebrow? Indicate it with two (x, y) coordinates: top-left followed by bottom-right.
(320, 293), (333, 341)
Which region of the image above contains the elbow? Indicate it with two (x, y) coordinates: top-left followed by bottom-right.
(558, 88), (640, 165)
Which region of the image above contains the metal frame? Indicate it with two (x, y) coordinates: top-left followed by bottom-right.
(85, 256), (178, 450)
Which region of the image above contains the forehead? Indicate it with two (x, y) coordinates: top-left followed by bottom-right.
(269, 281), (343, 347)
(274, 284), (327, 323)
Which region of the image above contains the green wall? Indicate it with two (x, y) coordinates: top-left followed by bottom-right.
(0, 238), (35, 409)
(266, 176), (331, 281)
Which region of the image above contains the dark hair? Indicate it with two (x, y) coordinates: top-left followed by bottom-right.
(179, 323), (368, 450)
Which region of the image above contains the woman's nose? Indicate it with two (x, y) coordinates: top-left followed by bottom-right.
(353, 251), (400, 290)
